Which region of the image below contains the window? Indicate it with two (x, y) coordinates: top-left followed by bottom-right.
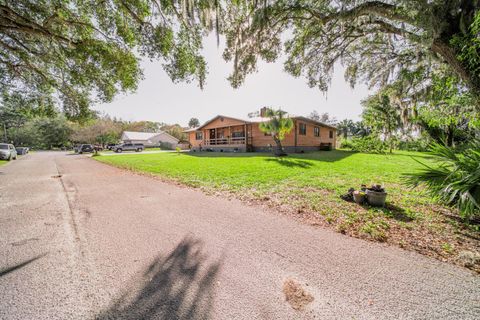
(195, 131), (203, 140)
(232, 131), (244, 138)
(299, 123), (307, 135)
(314, 127), (320, 137)
(329, 130), (334, 139)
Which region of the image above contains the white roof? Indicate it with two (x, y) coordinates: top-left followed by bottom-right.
(121, 131), (180, 143)
(122, 131), (163, 140)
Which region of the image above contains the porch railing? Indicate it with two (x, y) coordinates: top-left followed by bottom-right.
(204, 137), (246, 145)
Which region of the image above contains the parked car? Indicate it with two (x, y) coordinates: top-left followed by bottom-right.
(77, 144), (95, 154)
(112, 143), (144, 153)
(0, 143), (18, 161)
(15, 147), (29, 155)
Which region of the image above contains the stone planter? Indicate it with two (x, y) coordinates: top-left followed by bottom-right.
(366, 189), (387, 207)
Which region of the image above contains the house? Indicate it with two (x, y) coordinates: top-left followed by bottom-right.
(185, 108), (337, 153)
(121, 131), (179, 148)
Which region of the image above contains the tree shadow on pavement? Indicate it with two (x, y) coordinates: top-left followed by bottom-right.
(0, 253), (48, 278)
(96, 236), (222, 320)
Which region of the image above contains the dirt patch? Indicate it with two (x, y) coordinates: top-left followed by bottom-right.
(282, 279), (314, 310)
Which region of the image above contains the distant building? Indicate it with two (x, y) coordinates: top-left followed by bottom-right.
(121, 131), (179, 148)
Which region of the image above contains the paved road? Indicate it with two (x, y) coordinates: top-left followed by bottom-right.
(98, 150), (182, 156)
(0, 152), (479, 320)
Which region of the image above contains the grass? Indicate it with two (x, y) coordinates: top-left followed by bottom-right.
(96, 150), (480, 271)
(0, 160), (7, 166)
(98, 150), (428, 191)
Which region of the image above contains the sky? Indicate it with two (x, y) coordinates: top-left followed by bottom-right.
(94, 35), (372, 127)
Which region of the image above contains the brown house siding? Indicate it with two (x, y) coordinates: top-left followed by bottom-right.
(295, 120), (322, 147)
(189, 132), (202, 148)
(251, 120), (335, 151)
(320, 126), (336, 148)
(250, 123), (295, 147)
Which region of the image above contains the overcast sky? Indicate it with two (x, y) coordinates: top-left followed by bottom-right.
(94, 35), (372, 127)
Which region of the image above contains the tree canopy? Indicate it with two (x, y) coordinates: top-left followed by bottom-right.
(0, 0), (215, 120)
(2, 1), (480, 121)
(188, 117), (200, 128)
(362, 93), (401, 153)
(221, 1), (480, 103)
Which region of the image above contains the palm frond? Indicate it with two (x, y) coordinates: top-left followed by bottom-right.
(403, 140), (480, 220)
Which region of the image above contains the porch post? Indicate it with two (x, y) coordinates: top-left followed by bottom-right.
(229, 126), (232, 144)
(244, 124), (247, 145)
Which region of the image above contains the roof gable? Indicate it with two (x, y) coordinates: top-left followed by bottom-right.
(156, 131), (180, 143)
(196, 115), (249, 130)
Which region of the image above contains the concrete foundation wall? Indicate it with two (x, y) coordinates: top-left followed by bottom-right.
(190, 145), (247, 153)
(252, 145), (322, 153)
(190, 144), (334, 153)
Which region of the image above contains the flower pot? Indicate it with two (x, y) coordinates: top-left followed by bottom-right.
(353, 191), (366, 204)
(366, 189), (387, 207)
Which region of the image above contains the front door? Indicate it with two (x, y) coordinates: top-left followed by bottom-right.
(210, 129), (215, 144)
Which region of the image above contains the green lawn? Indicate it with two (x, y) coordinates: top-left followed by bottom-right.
(96, 150), (479, 271)
(0, 160), (7, 166)
(97, 150), (431, 196)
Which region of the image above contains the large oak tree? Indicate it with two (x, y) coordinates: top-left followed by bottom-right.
(221, 1), (480, 104)
(0, 0), (217, 120)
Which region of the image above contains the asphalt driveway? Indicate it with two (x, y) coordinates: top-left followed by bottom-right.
(0, 152), (478, 319)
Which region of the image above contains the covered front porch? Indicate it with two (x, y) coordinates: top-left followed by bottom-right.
(187, 115), (255, 152)
(203, 125), (251, 147)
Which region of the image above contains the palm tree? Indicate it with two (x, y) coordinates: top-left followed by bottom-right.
(259, 108), (294, 156)
(404, 141), (480, 220)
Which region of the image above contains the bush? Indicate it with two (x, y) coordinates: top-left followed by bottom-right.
(349, 136), (388, 154)
(397, 138), (430, 152)
(404, 140), (480, 220)
(339, 138), (354, 149)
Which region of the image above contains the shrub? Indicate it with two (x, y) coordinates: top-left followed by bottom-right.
(404, 141), (480, 220)
(349, 136), (388, 154)
(397, 139), (430, 152)
(339, 138), (354, 149)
